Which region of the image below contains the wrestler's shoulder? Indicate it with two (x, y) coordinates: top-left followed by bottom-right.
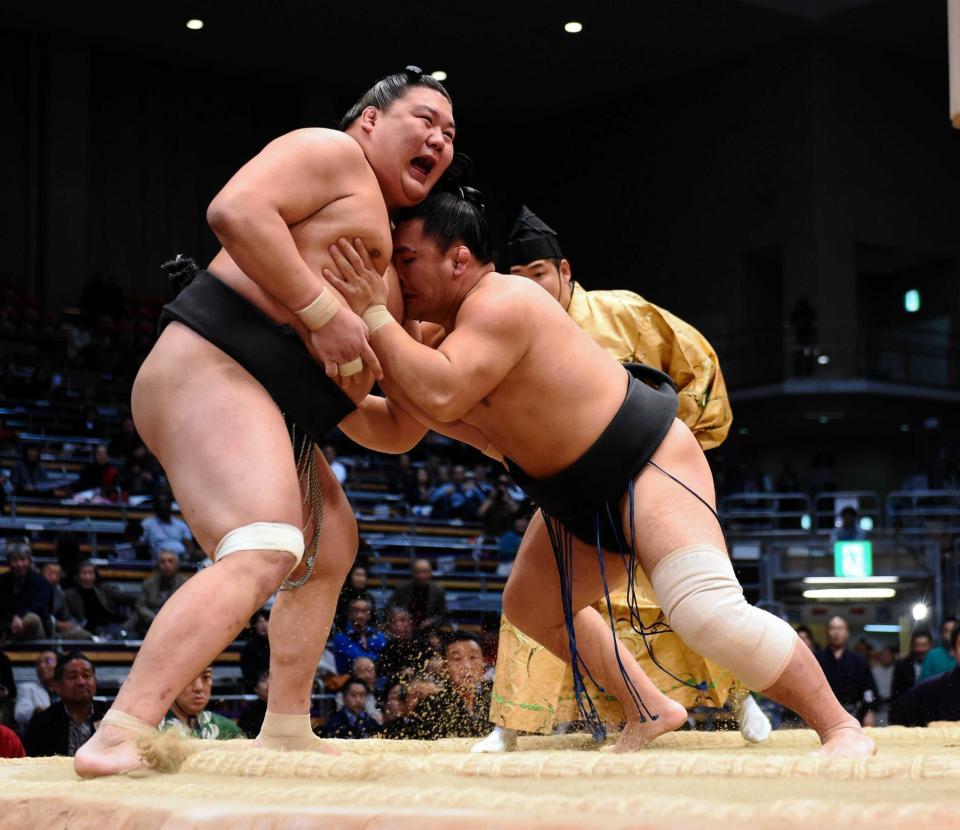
(473, 274), (550, 313)
(266, 128), (367, 165)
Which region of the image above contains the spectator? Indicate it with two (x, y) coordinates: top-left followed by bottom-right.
(0, 723), (24, 758)
(237, 671), (269, 739)
(120, 444), (161, 497)
(380, 673), (442, 738)
(25, 652), (107, 757)
(871, 647), (896, 724)
(12, 445), (52, 495)
(477, 473), (520, 538)
(0, 630), (14, 726)
(399, 632), (493, 739)
(335, 564), (374, 629)
(330, 597), (387, 674)
(75, 444), (118, 494)
(321, 678), (380, 739)
(54, 532), (82, 584)
(891, 629), (933, 701)
(335, 657), (384, 724)
(108, 417), (140, 459)
(389, 559), (447, 631)
(322, 444), (347, 485)
(497, 514), (529, 576)
(832, 506), (868, 543)
(41, 562), (90, 639)
(378, 607), (428, 686)
(119, 519), (151, 561)
(404, 467), (435, 512)
(141, 491), (194, 560)
(816, 616), (878, 726)
(889, 625), (960, 726)
(15, 650), (59, 731)
(160, 666), (243, 740)
(63, 561), (130, 639)
(429, 465), (483, 521)
(133, 550), (188, 636)
(0, 541), (51, 640)
(383, 682), (405, 727)
(240, 610), (270, 692)
(796, 625), (817, 652)
(918, 617), (958, 682)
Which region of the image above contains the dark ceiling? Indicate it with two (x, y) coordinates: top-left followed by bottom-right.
(1, 0), (947, 120)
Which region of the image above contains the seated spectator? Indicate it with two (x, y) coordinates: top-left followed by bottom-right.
(118, 519), (151, 561)
(237, 671), (269, 739)
(331, 597), (387, 674)
(12, 445), (52, 495)
(380, 673), (442, 739)
(891, 629), (933, 701)
(497, 514), (529, 576)
(395, 631), (493, 739)
(120, 444), (161, 497)
(918, 617), (957, 682)
(25, 652), (107, 757)
(831, 506), (868, 543)
(429, 465), (483, 520)
(389, 559), (447, 631)
(890, 626), (960, 726)
(404, 467), (435, 512)
(41, 562), (90, 639)
(141, 491), (194, 560)
(54, 532), (82, 585)
(133, 550), (188, 636)
(322, 444), (347, 485)
(477, 473), (520, 538)
(75, 444), (118, 495)
(0, 541), (51, 641)
(335, 564), (374, 630)
(240, 609), (270, 692)
(378, 607), (428, 686)
(161, 666), (244, 740)
(63, 561), (130, 639)
(0, 723), (24, 758)
(796, 625), (818, 652)
(320, 678), (380, 739)
(383, 682), (405, 727)
(15, 650), (59, 731)
(0, 631), (14, 726)
(108, 416), (140, 459)
(335, 657), (383, 724)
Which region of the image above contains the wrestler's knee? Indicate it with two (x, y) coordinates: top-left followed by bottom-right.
(214, 523), (306, 596)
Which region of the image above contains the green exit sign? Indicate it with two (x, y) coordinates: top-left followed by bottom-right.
(834, 541), (873, 578)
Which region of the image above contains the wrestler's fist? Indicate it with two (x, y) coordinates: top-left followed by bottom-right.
(306, 306), (382, 383)
(323, 237), (389, 314)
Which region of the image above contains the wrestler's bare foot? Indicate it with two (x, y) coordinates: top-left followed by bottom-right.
(74, 724), (147, 778)
(609, 699), (688, 753)
(817, 720), (876, 758)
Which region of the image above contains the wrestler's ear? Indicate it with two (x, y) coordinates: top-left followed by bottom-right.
(359, 106), (379, 135)
(558, 258), (572, 283)
(452, 246), (470, 277)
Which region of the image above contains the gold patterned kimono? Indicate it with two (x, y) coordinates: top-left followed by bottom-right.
(489, 282), (735, 732)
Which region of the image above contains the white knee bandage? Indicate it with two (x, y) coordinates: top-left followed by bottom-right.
(214, 522), (305, 568)
(650, 544), (797, 691)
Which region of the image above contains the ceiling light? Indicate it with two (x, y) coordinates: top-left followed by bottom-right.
(430, 70), (448, 81)
(817, 354), (830, 365)
(186, 19), (204, 30)
(802, 588), (895, 600)
(912, 602), (929, 621)
(802, 576), (898, 585)
(564, 21), (583, 33)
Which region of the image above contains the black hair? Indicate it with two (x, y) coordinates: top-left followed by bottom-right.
(952, 623), (960, 653)
(340, 66), (451, 130)
(344, 676), (370, 695)
(395, 188), (493, 264)
(911, 628), (933, 642)
(443, 630), (481, 653)
(55, 651), (93, 681)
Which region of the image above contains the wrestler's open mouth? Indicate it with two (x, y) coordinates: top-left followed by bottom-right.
(410, 156), (435, 179)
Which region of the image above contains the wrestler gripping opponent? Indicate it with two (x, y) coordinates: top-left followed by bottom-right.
(326, 190), (875, 756)
(75, 68), (456, 777)
(473, 207), (770, 753)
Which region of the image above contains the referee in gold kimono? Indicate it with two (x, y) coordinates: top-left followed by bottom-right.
(472, 206), (772, 752)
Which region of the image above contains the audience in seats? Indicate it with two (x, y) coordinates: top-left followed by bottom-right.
(816, 615), (878, 726)
(75, 444), (118, 495)
(237, 671), (269, 739)
(25, 652), (107, 757)
(378, 607), (428, 686)
(335, 564), (374, 629)
(321, 678), (381, 739)
(388, 559), (447, 632)
(0, 542), (50, 641)
(14, 650), (59, 731)
(141, 491), (195, 560)
(890, 625), (960, 726)
(429, 464), (484, 520)
(12, 445), (54, 496)
(0, 723), (24, 758)
(240, 609), (271, 692)
(160, 666), (243, 740)
(41, 562), (90, 639)
(918, 617), (957, 682)
(63, 561), (130, 639)
(334, 657), (383, 724)
(331, 597), (387, 674)
(477, 472), (520, 538)
(134, 549), (188, 636)
(891, 629), (933, 701)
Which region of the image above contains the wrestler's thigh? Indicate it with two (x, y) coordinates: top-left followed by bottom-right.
(132, 323), (302, 553)
(503, 510), (627, 632)
(621, 418), (726, 577)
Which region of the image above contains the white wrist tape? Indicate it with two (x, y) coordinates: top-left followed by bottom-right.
(362, 304), (394, 335)
(214, 522), (305, 569)
(296, 289), (340, 331)
(650, 544), (798, 691)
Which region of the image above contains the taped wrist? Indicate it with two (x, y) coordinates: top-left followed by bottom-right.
(362, 304), (394, 335)
(296, 289), (340, 331)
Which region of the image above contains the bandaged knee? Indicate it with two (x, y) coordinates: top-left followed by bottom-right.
(651, 544), (797, 691)
(214, 522), (305, 568)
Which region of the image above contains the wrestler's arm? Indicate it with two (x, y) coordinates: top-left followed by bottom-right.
(206, 129), (374, 368)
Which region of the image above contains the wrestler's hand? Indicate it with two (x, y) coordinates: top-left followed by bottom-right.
(306, 307), (382, 383)
(323, 237), (389, 314)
